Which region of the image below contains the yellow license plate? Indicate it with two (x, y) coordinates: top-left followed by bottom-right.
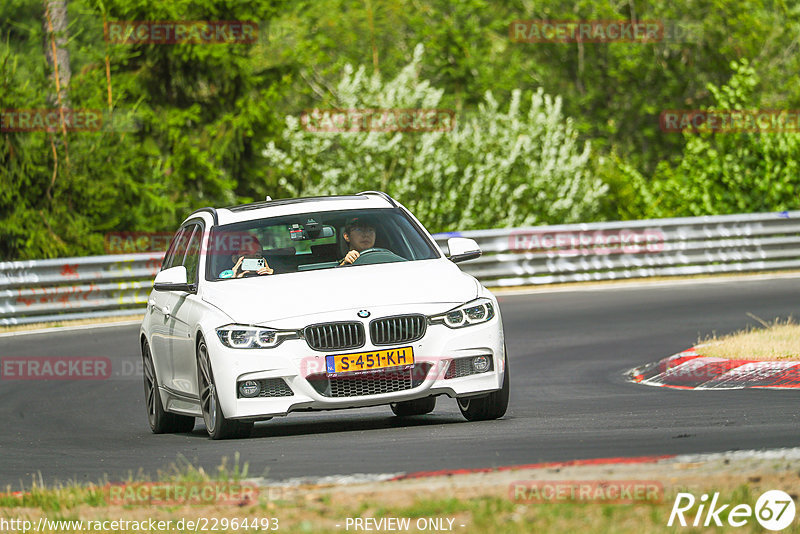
(325, 346), (414, 375)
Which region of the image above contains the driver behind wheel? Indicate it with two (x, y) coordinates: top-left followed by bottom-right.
(339, 217), (376, 265)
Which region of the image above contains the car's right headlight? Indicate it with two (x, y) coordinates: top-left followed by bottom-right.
(216, 324), (298, 349)
(428, 298), (496, 328)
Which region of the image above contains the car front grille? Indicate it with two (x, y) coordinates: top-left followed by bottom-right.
(304, 322), (365, 351)
(444, 357), (493, 379)
(370, 314), (427, 345)
(307, 363), (432, 398)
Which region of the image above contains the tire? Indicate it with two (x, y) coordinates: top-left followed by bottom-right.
(457, 353), (510, 422)
(391, 396), (436, 416)
(143, 341), (195, 434)
(197, 338), (253, 440)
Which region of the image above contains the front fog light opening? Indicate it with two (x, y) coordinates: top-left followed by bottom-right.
(472, 355), (491, 373)
(238, 380), (260, 398)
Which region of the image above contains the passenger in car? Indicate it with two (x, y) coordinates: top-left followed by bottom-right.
(339, 217), (376, 265)
(221, 235), (274, 278)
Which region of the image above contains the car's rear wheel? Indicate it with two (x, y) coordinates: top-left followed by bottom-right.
(390, 396), (436, 416)
(143, 341), (195, 434)
(197, 338), (253, 440)
(457, 353), (509, 421)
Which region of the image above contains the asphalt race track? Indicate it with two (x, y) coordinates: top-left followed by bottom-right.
(1, 276), (798, 486)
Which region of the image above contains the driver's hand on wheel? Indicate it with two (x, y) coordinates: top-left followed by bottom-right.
(340, 250), (360, 265)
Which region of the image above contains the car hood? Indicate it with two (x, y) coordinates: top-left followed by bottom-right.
(201, 259), (479, 325)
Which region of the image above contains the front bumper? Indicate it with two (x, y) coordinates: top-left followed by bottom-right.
(208, 317), (505, 420)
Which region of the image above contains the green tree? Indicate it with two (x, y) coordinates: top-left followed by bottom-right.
(639, 59), (800, 217)
(1, 0), (287, 260)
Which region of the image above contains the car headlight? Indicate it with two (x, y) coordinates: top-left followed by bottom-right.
(429, 298), (495, 328)
(216, 324), (298, 349)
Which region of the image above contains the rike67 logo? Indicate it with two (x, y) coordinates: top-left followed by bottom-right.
(669, 490), (796, 530)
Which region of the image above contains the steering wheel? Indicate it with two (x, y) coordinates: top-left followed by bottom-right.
(351, 247), (407, 266)
(337, 247), (389, 267)
(355, 247), (389, 257)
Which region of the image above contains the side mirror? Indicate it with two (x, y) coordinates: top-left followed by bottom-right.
(153, 266), (196, 293)
(447, 237), (481, 263)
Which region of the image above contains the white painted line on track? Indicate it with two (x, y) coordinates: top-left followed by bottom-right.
(248, 472), (403, 487)
(672, 447), (800, 463)
(494, 272), (800, 297)
(0, 319), (143, 338)
(250, 447), (800, 488)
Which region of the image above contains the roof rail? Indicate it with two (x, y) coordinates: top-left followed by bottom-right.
(357, 191), (397, 207)
(226, 195), (366, 213)
(188, 207), (219, 225)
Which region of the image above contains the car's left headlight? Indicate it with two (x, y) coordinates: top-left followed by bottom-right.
(216, 324), (298, 349)
(429, 298), (495, 328)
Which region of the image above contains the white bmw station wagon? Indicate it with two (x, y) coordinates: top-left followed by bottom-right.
(140, 191), (509, 439)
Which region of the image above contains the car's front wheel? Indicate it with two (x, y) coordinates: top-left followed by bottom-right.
(197, 338), (253, 440)
(143, 341), (195, 434)
(457, 353), (510, 421)
(390, 396), (436, 416)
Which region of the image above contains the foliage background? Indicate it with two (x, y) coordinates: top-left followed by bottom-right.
(1, 0), (799, 259)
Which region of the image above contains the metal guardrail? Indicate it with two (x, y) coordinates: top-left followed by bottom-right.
(0, 254), (164, 326)
(433, 211), (800, 287)
(1, 211), (798, 325)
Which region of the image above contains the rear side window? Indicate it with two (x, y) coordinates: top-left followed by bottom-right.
(161, 227), (188, 271)
(182, 226), (203, 284)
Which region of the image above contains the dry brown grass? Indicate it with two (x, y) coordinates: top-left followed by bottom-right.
(698, 316), (800, 361)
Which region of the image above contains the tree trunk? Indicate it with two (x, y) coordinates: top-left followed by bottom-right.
(42, 0), (71, 107)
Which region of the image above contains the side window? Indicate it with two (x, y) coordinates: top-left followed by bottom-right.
(161, 227), (188, 271)
(182, 225), (203, 284)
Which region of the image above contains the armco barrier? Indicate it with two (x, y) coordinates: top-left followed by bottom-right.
(0, 254), (164, 325)
(1, 211), (798, 325)
(435, 210), (800, 287)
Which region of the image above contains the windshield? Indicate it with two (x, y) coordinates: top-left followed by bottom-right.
(204, 207), (440, 280)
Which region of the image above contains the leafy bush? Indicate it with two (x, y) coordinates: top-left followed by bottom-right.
(264, 44), (606, 232)
(641, 60), (800, 218)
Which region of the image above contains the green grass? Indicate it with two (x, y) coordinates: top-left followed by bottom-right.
(3, 459), (799, 534)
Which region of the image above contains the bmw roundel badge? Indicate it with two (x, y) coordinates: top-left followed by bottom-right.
(357, 310), (370, 318)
